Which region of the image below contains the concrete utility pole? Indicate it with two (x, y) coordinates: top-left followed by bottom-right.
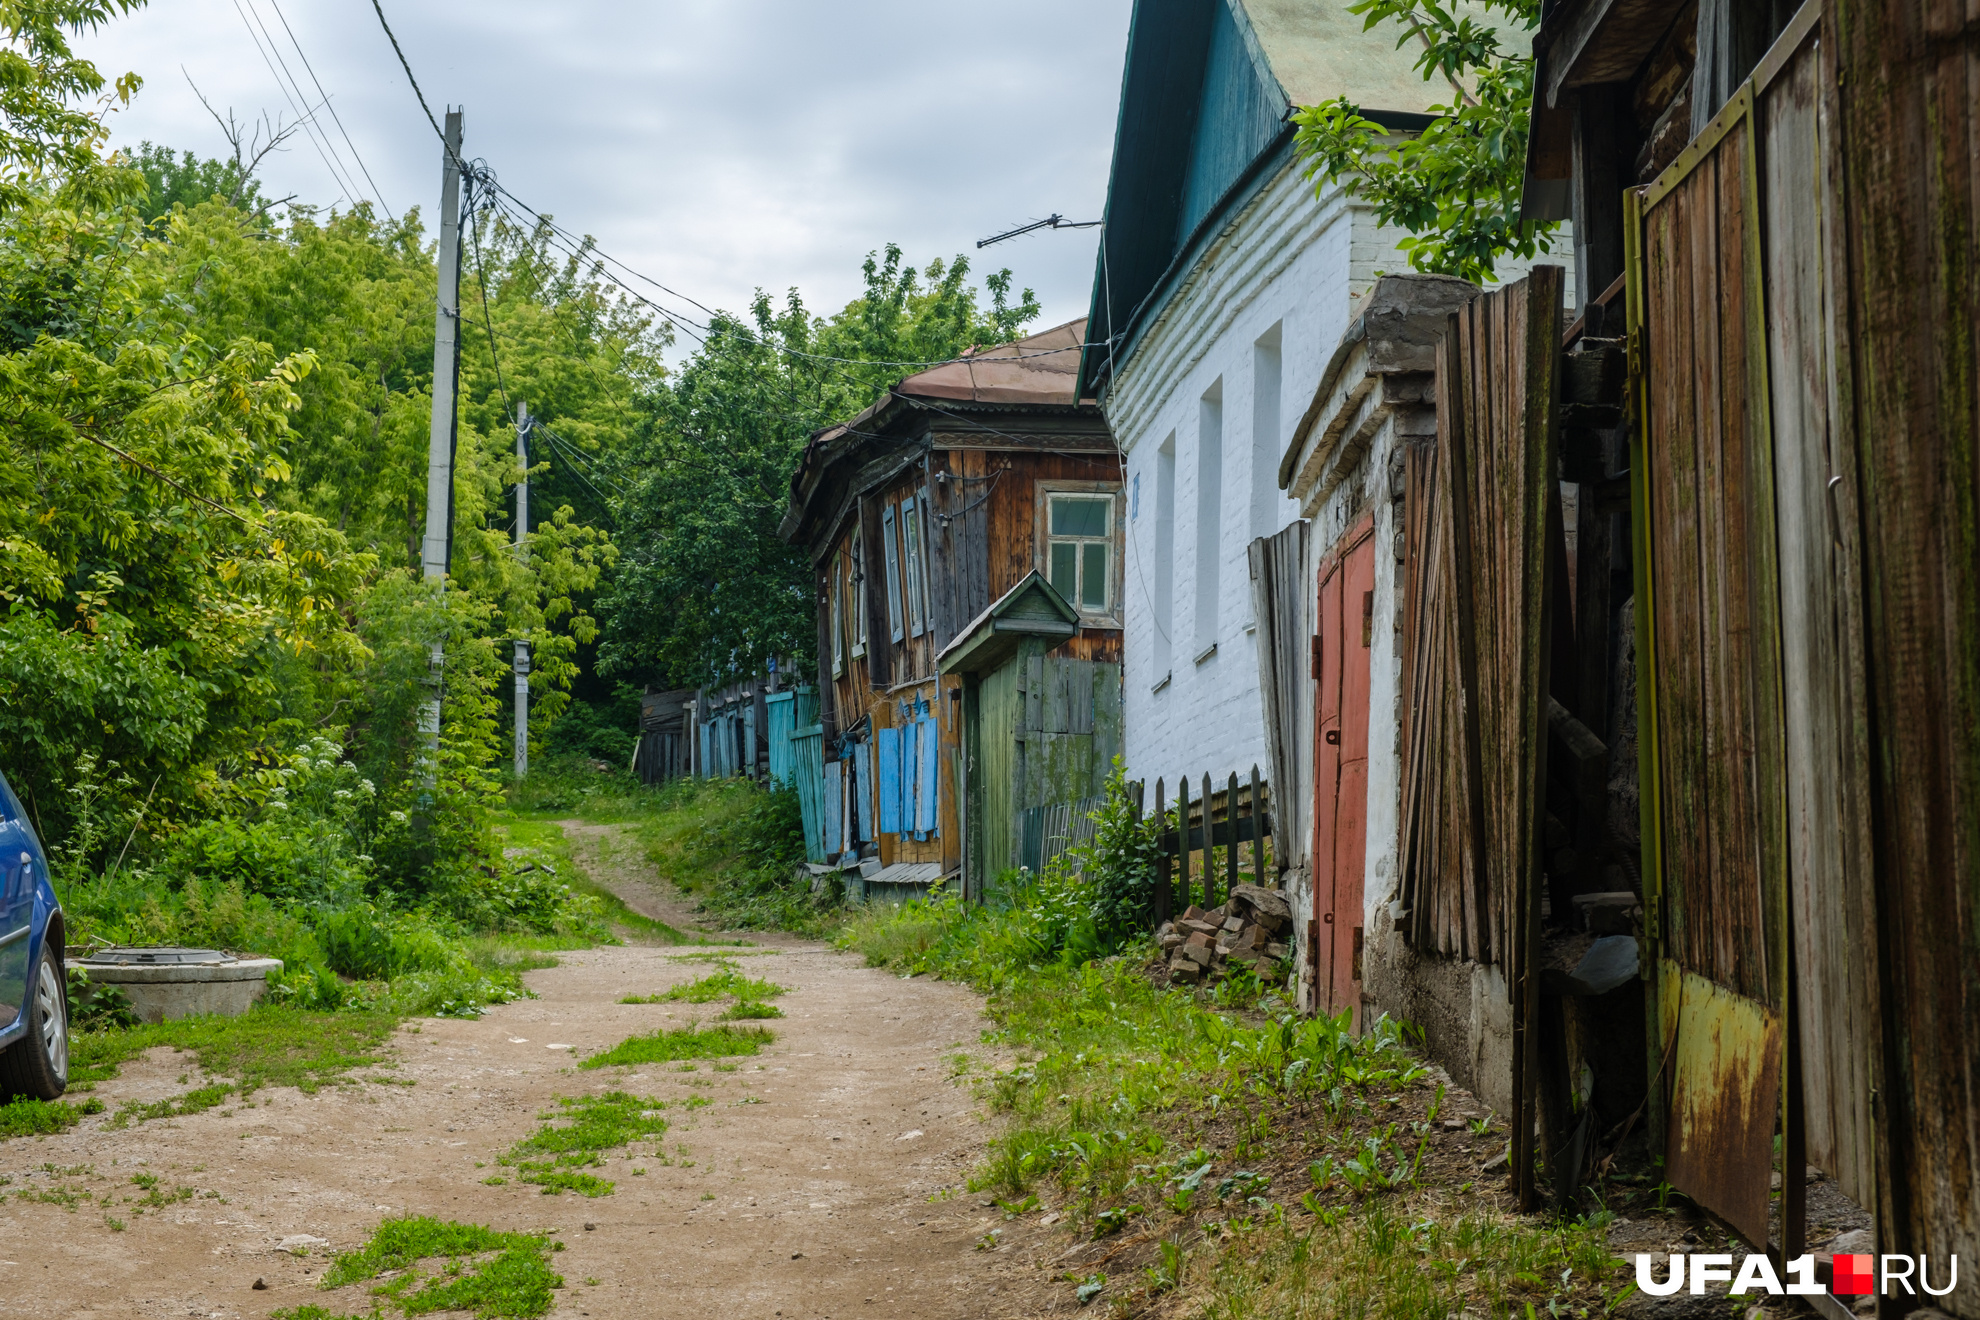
(418, 108), (464, 788)
(513, 400), (531, 781)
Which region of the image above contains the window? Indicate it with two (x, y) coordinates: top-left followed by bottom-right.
(1154, 436), (1176, 675)
(1037, 482), (1121, 621)
(1251, 324), (1283, 540)
(849, 526), (867, 658)
(1047, 494), (1112, 612)
(829, 561), (844, 677)
(881, 504), (904, 642)
(900, 495), (926, 637)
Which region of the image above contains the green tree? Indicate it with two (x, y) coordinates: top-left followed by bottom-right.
(0, 0), (143, 212)
(597, 245), (1037, 688)
(1291, 0), (1557, 283)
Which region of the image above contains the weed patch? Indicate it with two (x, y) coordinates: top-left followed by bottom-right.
(842, 841), (1629, 1318)
(0, 1096), (104, 1138)
(579, 1024), (773, 1069)
(495, 1091), (672, 1196)
(721, 1001), (782, 1020)
(619, 963), (786, 1004)
(71, 1009), (395, 1094)
(288, 1214), (562, 1319)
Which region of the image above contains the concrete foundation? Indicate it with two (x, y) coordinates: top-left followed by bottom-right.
(76, 948), (282, 1024)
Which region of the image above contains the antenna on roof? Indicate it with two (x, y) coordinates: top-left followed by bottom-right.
(975, 214), (1103, 249)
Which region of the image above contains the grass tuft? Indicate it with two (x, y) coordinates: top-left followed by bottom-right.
(720, 1001), (783, 1020)
(0, 1096), (104, 1138)
(290, 1215), (562, 1319)
(618, 963), (786, 1005)
(579, 1024), (773, 1069)
(496, 1091), (672, 1197)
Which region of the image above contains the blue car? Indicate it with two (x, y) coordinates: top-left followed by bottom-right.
(0, 771), (67, 1100)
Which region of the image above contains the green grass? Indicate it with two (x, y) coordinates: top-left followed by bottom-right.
(106, 1082), (234, 1129)
(720, 1001), (783, 1020)
(496, 1091), (673, 1196)
(579, 1024), (773, 1068)
(628, 778), (825, 933)
(618, 963), (786, 1004)
(284, 1215), (563, 1319)
(497, 810), (703, 946)
(70, 1008), (396, 1095)
(0, 1096), (105, 1137)
(840, 883), (1630, 1319)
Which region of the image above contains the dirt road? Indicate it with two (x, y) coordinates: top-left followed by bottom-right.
(7, 823), (1042, 1320)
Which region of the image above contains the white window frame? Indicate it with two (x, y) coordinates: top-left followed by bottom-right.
(1035, 481), (1124, 624)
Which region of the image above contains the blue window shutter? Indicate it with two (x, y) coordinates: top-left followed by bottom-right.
(877, 727), (902, 834)
(917, 716), (939, 835)
(853, 741), (874, 843)
(823, 759), (843, 859)
(900, 720), (919, 838)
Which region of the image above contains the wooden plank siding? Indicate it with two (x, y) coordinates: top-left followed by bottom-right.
(1831, 0), (1980, 1284)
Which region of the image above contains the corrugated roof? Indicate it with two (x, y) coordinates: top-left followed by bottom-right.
(891, 318), (1087, 406)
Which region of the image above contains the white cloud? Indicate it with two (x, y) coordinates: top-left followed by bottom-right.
(78, 0), (1131, 352)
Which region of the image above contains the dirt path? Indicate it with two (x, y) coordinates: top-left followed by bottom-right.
(7, 823), (1040, 1320)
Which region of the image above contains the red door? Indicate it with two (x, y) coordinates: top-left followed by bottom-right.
(1312, 517), (1375, 1027)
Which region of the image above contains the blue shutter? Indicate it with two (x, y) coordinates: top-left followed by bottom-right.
(853, 741), (874, 843)
(823, 759), (843, 860)
(900, 718), (919, 838)
(916, 716), (939, 836)
(877, 727), (902, 834)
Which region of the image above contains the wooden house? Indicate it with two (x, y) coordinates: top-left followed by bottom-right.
(778, 319), (1124, 900)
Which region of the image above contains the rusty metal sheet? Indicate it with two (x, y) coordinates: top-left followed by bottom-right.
(1661, 961), (1782, 1249)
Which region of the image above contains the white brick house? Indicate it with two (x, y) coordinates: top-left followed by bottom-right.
(1080, 0), (1570, 793)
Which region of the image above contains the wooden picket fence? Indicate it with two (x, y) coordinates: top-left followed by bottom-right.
(1012, 768), (1275, 924)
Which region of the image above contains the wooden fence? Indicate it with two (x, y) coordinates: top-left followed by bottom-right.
(1013, 769), (1275, 924)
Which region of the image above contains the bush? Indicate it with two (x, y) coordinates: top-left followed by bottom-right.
(543, 688), (641, 765)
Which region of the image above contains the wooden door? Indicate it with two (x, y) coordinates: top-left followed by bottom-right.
(1627, 81), (1789, 1251)
(1313, 515), (1375, 1026)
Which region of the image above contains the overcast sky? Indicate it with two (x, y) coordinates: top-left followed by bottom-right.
(77, 0), (1133, 356)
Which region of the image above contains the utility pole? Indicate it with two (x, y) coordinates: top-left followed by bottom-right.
(513, 400), (531, 781)
(418, 108), (464, 789)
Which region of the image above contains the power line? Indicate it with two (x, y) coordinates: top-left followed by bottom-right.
(365, 4), (1122, 386)
(261, 0), (395, 218)
(367, 0), (449, 155)
(229, 0), (357, 206)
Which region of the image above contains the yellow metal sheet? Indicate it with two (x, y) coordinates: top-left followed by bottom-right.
(1662, 961), (1781, 1247)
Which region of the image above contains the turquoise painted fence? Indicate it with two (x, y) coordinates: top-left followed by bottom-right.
(768, 688), (826, 864)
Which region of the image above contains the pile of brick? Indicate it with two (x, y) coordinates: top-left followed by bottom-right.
(1155, 883), (1292, 985)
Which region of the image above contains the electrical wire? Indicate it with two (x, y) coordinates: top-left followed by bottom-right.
(262, 0), (395, 218)
(230, 0), (358, 207)
(367, 0), (1128, 381)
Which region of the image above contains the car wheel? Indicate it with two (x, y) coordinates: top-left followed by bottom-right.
(0, 945), (67, 1101)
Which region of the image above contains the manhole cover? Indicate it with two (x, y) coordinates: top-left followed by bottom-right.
(80, 946), (233, 966)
